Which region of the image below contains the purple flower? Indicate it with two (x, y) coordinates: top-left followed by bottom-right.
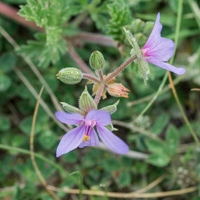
(55, 110), (129, 157)
(141, 12), (186, 75)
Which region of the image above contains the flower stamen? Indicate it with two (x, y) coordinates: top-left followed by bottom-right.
(82, 135), (90, 142)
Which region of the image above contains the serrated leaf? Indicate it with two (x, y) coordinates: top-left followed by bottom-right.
(165, 125), (179, 156)
(107, 0), (132, 41)
(147, 153), (170, 167)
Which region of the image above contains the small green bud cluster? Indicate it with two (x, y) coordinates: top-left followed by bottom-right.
(56, 68), (82, 85)
(89, 51), (105, 71)
(126, 19), (154, 47)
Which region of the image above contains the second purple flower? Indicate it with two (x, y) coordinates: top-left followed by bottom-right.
(55, 110), (129, 157)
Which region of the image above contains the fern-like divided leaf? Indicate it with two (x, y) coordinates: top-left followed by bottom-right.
(107, 0), (132, 41)
(17, 0), (83, 68)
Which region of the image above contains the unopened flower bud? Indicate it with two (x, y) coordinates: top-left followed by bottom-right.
(131, 19), (145, 33)
(108, 83), (130, 98)
(56, 68), (82, 85)
(79, 87), (97, 113)
(60, 102), (85, 116)
(143, 21), (154, 36)
(100, 100), (120, 115)
(134, 33), (147, 47)
(89, 51), (105, 70)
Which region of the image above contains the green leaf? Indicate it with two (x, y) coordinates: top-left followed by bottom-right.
(11, 135), (25, 147)
(0, 116), (11, 131)
(117, 171), (131, 187)
(38, 130), (57, 150)
(0, 52), (16, 73)
(19, 116), (43, 135)
(147, 153), (170, 167)
(0, 74), (11, 91)
(63, 151), (78, 163)
(145, 139), (165, 153)
(165, 125), (179, 156)
(103, 158), (120, 172)
(107, 0), (132, 41)
(151, 114), (170, 135)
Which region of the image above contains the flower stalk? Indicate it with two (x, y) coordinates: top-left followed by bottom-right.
(104, 55), (137, 83)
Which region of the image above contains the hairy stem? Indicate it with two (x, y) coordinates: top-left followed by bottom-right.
(98, 70), (104, 81)
(82, 73), (100, 83)
(94, 83), (104, 106)
(168, 71), (200, 148)
(104, 55), (137, 83)
(67, 43), (93, 74)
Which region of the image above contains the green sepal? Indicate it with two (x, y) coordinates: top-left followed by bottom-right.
(79, 87), (97, 113)
(60, 102), (85, 116)
(56, 68), (82, 85)
(105, 123), (118, 131)
(123, 27), (150, 86)
(99, 100), (120, 115)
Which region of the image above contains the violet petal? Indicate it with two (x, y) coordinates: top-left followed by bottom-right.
(142, 13), (162, 50)
(79, 128), (99, 148)
(56, 124), (85, 157)
(55, 111), (84, 125)
(147, 58), (186, 75)
(145, 37), (175, 62)
(97, 125), (129, 154)
(85, 110), (111, 126)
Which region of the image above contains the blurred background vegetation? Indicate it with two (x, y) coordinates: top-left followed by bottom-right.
(0, 0), (200, 199)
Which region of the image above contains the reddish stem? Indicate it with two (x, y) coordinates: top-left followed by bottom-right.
(0, 2), (115, 47)
(104, 55), (137, 83)
(98, 70), (104, 81)
(0, 2), (43, 31)
(82, 73), (100, 83)
(71, 32), (116, 47)
(66, 43), (93, 74)
(94, 84), (104, 106)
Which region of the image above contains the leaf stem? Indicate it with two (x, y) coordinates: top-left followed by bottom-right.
(104, 55), (137, 83)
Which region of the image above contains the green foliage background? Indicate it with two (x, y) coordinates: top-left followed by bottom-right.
(0, 0), (200, 199)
